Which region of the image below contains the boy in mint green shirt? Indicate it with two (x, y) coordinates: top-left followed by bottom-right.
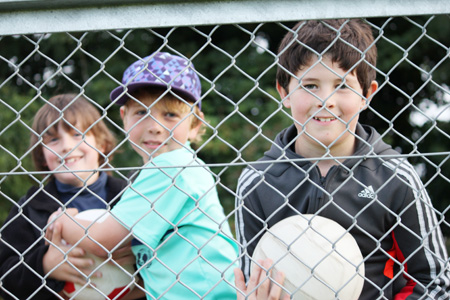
(52, 52), (238, 299)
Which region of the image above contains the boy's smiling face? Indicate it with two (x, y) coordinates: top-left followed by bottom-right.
(120, 96), (202, 163)
(278, 55), (377, 157)
(42, 122), (103, 187)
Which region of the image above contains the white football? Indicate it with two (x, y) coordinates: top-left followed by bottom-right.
(251, 215), (365, 300)
(63, 209), (137, 300)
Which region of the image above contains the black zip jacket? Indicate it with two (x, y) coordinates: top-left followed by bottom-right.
(0, 174), (128, 300)
(235, 124), (450, 300)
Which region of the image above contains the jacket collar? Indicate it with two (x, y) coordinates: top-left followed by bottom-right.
(25, 173), (127, 212)
(265, 123), (394, 169)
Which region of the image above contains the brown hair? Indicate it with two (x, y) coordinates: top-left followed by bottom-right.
(30, 94), (116, 171)
(277, 19), (377, 97)
(123, 88), (205, 143)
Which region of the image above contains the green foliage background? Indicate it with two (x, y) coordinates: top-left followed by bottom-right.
(0, 17), (449, 239)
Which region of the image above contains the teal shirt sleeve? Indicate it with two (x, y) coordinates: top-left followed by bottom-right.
(111, 149), (213, 250)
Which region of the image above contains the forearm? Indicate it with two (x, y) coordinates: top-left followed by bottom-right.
(235, 193), (262, 280)
(399, 236), (450, 299)
(56, 214), (99, 254)
(394, 198), (450, 298)
(58, 213), (131, 257)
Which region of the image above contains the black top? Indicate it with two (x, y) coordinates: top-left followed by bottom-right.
(0, 174), (127, 300)
(236, 123), (450, 299)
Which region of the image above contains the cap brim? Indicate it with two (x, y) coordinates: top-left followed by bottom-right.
(110, 82), (200, 108)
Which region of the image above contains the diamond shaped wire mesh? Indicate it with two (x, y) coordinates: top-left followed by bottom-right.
(0, 14), (449, 300)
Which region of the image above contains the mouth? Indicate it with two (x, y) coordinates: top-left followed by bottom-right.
(313, 116), (337, 122)
(60, 157), (80, 164)
(144, 141), (165, 148)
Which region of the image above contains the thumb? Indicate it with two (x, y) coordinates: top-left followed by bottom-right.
(51, 222), (84, 257)
(50, 222), (63, 245)
(234, 268), (246, 300)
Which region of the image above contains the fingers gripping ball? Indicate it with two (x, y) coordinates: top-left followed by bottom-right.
(251, 215), (365, 300)
(63, 209), (137, 300)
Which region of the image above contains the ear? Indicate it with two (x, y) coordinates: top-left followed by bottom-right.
(120, 106), (126, 125)
(188, 110), (205, 141)
(365, 81), (378, 102)
(277, 81), (291, 108)
(361, 80), (378, 110)
(97, 142), (106, 155)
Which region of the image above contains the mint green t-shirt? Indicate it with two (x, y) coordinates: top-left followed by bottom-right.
(111, 146), (238, 299)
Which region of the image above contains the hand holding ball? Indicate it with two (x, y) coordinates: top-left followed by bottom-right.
(63, 209), (137, 300)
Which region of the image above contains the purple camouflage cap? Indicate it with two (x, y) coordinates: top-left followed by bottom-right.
(110, 52), (202, 108)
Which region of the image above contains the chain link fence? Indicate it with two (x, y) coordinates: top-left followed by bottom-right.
(0, 1), (449, 299)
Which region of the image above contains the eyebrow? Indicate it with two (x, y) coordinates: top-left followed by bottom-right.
(299, 74), (358, 83)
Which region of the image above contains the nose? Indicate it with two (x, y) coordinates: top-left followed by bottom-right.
(316, 88), (336, 109)
(146, 115), (164, 134)
(60, 131), (78, 154)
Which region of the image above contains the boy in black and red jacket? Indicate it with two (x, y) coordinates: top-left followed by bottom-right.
(235, 19), (449, 299)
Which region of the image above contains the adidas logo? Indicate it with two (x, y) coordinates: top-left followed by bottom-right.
(358, 185), (376, 199)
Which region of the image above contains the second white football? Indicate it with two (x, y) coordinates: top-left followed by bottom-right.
(63, 209), (137, 300)
(251, 214), (365, 300)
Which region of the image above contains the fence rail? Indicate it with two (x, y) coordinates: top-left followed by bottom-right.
(0, 0), (450, 35)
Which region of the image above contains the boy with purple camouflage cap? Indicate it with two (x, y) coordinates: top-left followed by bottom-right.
(54, 52), (238, 299)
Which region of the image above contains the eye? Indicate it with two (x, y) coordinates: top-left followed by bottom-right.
(43, 133), (58, 144)
(302, 84), (317, 90)
(336, 82), (348, 89)
(67, 128), (84, 139)
(165, 112), (179, 119)
(136, 109), (148, 116)
(130, 108), (149, 119)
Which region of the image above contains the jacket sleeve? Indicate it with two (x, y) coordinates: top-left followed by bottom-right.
(0, 198), (65, 300)
(235, 168), (267, 281)
(391, 167), (450, 300)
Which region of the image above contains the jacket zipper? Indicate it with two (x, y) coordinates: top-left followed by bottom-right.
(315, 165), (338, 210)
